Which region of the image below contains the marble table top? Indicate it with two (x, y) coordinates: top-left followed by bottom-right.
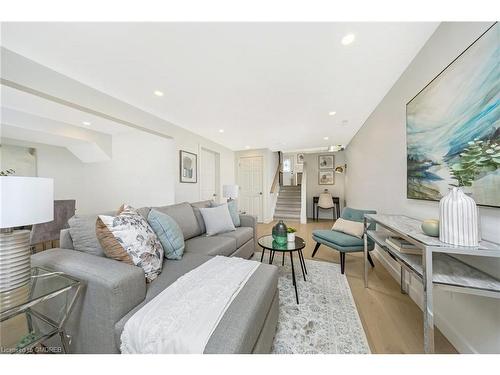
(365, 214), (500, 254)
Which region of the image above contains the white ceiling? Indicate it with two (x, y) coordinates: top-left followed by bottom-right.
(1, 85), (131, 135)
(1, 22), (439, 151)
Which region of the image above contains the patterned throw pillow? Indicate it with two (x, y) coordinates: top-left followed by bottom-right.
(97, 205), (164, 282)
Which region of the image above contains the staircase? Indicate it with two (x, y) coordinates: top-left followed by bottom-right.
(273, 185), (302, 222)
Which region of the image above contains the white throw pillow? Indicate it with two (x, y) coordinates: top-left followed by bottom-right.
(332, 218), (365, 238)
(199, 203), (236, 236)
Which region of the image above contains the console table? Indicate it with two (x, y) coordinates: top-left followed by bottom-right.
(363, 214), (500, 354)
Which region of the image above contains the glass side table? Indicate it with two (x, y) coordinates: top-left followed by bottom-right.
(0, 266), (82, 354)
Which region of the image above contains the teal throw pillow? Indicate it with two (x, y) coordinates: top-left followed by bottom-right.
(147, 209), (185, 260)
(211, 200), (241, 227)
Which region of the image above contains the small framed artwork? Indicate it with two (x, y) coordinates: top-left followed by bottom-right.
(180, 150), (197, 183)
(319, 170), (335, 185)
(296, 153), (304, 164)
(318, 154), (334, 169)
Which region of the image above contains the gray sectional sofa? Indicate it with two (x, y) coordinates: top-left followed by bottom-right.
(31, 201), (279, 354)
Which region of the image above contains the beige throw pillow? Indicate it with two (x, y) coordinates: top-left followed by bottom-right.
(332, 218), (365, 238)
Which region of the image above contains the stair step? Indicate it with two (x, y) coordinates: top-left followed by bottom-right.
(275, 207), (301, 213)
(276, 204), (301, 209)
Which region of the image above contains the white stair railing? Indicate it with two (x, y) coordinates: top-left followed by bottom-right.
(300, 163), (307, 224)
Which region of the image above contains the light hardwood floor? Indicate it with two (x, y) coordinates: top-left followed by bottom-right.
(257, 219), (457, 354)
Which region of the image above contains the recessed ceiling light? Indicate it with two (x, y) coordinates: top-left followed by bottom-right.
(341, 33), (356, 46)
(328, 111), (337, 116)
(219, 129), (225, 133)
(82, 121), (91, 126)
(153, 90), (164, 97)
(323, 136), (329, 140)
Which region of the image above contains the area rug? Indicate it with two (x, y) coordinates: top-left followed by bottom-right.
(253, 253), (370, 354)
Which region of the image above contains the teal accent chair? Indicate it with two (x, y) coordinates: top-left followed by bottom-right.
(312, 207), (376, 274)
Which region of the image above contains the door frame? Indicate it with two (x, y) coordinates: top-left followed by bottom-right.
(199, 147), (220, 202)
(237, 155), (264, 222)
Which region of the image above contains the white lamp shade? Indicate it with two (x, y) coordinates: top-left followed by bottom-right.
(0, 177), (54, 228)
(223, 184), (239, 199)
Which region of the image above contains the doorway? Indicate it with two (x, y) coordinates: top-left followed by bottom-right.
(200, 148), (220, 201)
(238, 155), (264, 222)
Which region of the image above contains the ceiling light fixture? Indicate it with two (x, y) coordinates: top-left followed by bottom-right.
(328, 144), (346, 152)
(328, 111), (337, 116)
(323, 136), (329, 140)
(341, 33), (356, 46)
(82, 121), (91, 126)
(219, 129), (225, 133)
(153, 90), (164, 97)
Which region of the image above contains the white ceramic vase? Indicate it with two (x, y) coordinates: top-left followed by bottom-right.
(287, 233), (295, 242)
(439, 187), (478, 246)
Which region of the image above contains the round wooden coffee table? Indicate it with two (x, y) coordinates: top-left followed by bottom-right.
(257, 235), (307, 304)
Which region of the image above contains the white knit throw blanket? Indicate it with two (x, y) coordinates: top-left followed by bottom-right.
(120, 256), (260, 354)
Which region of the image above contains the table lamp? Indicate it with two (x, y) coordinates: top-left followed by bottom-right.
(222, 184), (239, 202)
(0, 177), (54, 294)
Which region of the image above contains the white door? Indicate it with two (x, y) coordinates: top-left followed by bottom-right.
(282, 154), (294, 186)
(238, 156), (263, 222)
(200, 148), (219, 201)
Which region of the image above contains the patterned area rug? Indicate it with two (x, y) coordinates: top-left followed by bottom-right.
(253, 252), (370, 354)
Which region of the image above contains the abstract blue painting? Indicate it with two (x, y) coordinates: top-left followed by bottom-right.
(407, 22), (499, 207)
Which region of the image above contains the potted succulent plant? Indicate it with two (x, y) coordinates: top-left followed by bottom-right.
(287, 227), (297, 242)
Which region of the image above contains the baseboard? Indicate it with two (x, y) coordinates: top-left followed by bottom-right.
(372, 247), (477, 354)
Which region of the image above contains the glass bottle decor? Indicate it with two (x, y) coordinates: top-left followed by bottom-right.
(272, 220), (288, 245)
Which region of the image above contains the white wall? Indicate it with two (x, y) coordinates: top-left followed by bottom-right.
(303, 151), (345, 219)
(235, 148), (279, 223)
(2, 130), (176, 214)
(1, 48), (235, 205)
(345, 22), (500, 353)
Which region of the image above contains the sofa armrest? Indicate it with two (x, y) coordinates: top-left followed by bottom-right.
(31, 248), (146, 353)
(239, 214), (257, 229)
(240, 214), (257, 251)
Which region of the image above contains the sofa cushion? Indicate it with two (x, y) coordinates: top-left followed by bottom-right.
(68, 210), (116, 257)
(147, 209), (185, 260)
(98, 205), (164, 282)
(152, 202), (201, 240)
(199, 204), (236, 236)
(184, 236), (237, 257)
(190, 200), (212, 234)
(216, 227), (253, 248)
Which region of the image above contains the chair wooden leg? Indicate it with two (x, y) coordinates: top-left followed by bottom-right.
(340, 252), (345, 274)
(332, 207), (335, 220)
(312, 242), (321, 257)
(367, 251), (375, 268)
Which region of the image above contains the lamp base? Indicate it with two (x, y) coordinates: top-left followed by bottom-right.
(0, 229), (31, 293)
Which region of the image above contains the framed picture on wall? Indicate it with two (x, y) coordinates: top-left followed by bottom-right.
(180, 150), (197, 183)
(319, 170), (335, 185)
(318, 154), (334, 169)
(296, 153), (304, 164)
